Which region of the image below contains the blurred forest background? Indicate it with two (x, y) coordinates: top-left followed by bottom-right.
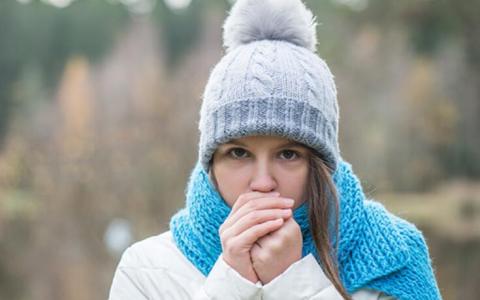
(0, 0), (479, 299)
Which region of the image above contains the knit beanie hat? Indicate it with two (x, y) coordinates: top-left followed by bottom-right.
(198, 0), (340, 174)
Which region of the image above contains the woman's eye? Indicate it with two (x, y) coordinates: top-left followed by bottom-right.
(280, 150), (299, 160)
(228, 148), (248, 159)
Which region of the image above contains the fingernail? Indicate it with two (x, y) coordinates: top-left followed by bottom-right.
(285, 199), (294, 206)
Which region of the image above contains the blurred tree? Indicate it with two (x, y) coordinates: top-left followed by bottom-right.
(0, 0), (129, 149)
(330, 0), (480, 183)
(153, 0), (204, 70)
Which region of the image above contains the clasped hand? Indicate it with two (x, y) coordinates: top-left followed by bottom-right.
(219, 192), (303, 284)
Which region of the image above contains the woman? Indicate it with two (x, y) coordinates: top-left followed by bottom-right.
(108, 0), (442, 299)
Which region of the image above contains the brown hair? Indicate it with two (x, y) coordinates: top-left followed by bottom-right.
(306, 152), (351, 299)
(208, 148), (351, 299)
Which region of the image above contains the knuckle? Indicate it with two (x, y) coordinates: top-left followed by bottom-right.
(223, 227), (233, 238)
(226, 238), (240, 253)
(222, 237), (233, 251)
(219, 228), (232, 242)
(270, 239), (283, 251)
(291, 219), (301, 230)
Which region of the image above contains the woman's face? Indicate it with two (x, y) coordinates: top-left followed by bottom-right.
(210, 135), (310, 209)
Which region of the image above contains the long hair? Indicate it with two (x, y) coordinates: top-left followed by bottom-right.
(306, 152), (351, 299)
(208, 148), (351, 299)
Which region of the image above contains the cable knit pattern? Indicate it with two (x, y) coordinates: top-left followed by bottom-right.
(170, 158), (442, 299)
(247, 43), (276, 98)
(291, 45), (320, 110)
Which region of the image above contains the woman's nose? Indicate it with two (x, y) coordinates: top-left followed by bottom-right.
(249, 163), (278, 193)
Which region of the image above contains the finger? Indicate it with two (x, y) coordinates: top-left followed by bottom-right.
(231, 191), (280, 214)
(221, 192), (282, 233)
(223, 208), (292, 238)
(222, 196), (293, 231)
(234, 218), (285, 247)
(225, 196), (294, 229)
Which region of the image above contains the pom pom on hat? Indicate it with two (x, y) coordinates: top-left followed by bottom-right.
(223, 0), (318, 52)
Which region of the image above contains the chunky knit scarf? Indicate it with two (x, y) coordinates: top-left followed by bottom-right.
(170, 159), (441, 299)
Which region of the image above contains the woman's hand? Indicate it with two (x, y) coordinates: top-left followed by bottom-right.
(250, 215), (303, 284)
(219, 191), (294, 283)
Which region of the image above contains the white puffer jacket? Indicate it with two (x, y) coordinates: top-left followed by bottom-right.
(108, 231), (394, 300)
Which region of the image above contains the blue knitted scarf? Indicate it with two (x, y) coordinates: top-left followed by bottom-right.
(170, 159), (441, 299)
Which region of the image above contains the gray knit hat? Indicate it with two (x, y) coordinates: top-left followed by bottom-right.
(198, 0), (340, 173)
